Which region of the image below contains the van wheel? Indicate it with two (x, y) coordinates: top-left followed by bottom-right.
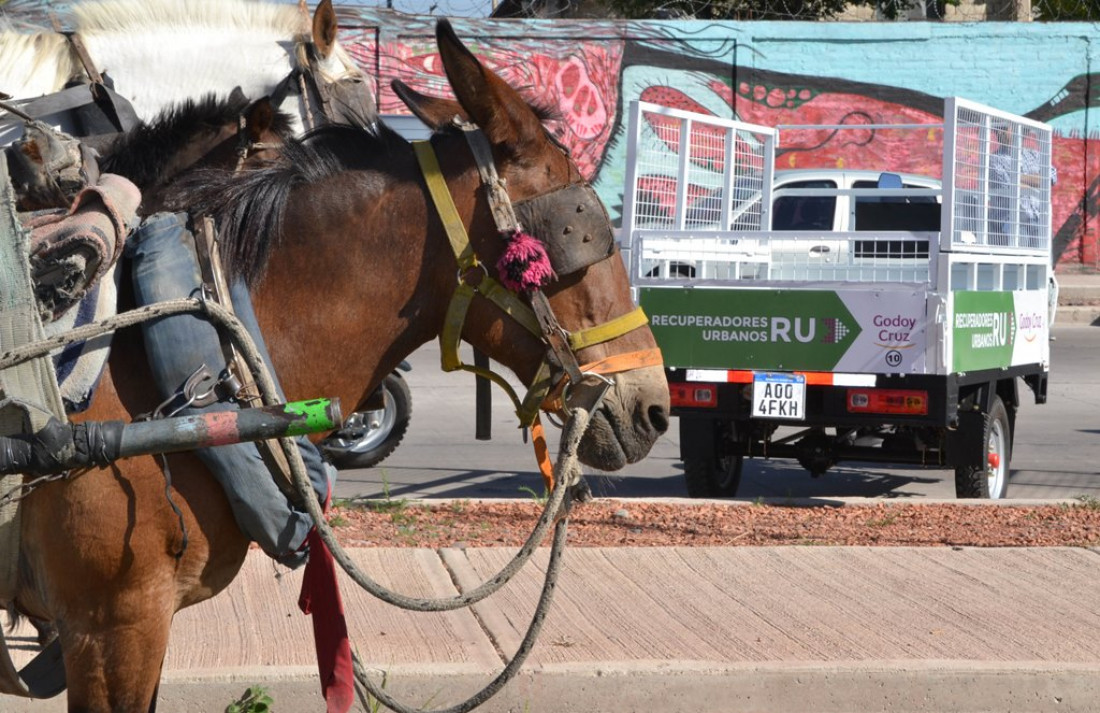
(954, 395), (1011, 499)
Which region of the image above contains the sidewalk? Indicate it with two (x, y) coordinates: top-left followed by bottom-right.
(1055, 272), (1100, 325)
(9, 531), (1100, 712)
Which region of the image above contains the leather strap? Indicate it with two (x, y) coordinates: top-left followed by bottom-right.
(459, 122), (521, 233)
(568, 305), (649, 351)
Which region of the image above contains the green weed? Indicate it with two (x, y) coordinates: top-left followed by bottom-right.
(518, 485), (549, 505)
(225, 686), (272, 713)
(1073, 494), (1100, 510)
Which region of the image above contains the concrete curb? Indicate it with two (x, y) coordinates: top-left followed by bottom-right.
(12, 662), (1091, 713)
(1056, 305), (1100, 325)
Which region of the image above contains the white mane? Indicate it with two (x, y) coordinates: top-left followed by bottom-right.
(0, 30), (78, 100)
(72, 0), (307, 38)
(1, 0), (367, 138)
(71, 0), (314, 126)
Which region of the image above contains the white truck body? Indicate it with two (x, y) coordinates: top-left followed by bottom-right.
(622, 98), (1055, 499)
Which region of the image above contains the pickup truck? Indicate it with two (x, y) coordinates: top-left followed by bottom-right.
(624, 98), (1054, 500)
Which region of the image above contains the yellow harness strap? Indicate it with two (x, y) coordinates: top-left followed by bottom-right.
(413, 141), (478, 271)
(568, 306), (649, 351)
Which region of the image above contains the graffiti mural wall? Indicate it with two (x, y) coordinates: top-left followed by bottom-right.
(337, 12), (1099, 272)
(3, 1), (1097, 270)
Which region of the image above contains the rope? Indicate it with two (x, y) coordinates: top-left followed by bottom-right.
(1, 298), (587, 610)
(284, 378), (598, 613)
(3, 296), (596, 713)
(349, 405), (592, 713)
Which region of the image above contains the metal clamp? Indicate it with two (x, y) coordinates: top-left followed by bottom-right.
(559, 371), (615, 419)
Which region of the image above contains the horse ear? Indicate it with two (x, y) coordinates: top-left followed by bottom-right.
(245, 97), (276, 142)
(391, 79), (467, 130)
(311, 0), (338, 60)
(434, 19), (542, 148)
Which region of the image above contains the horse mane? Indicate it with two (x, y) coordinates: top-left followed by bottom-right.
(173, 118), (408, 285)
(0, 30), (78, 97)
(98, 93), (295, 191)
(72, 0), (306, 38)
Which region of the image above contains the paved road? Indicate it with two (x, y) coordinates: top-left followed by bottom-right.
(332, 325), (1100, 502)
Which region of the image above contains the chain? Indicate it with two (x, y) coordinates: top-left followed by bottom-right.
(0, 470), (74, 508)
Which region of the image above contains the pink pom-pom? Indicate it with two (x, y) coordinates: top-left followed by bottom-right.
(496, 229), (555, 292)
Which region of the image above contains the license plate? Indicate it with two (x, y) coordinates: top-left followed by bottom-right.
(752, 372), (806, 420)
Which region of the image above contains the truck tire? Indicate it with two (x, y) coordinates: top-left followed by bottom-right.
(681, 418), (743, 498)
(684, 453), (744, 498)
(954, 395), (1011, 499)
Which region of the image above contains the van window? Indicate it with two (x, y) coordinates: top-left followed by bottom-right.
(851, 179), (941, 232)
(772, 180), (836, 231)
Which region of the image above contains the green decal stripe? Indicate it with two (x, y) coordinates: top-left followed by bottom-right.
(640, 288), (861, 371)
(951, 292), (1016, 372)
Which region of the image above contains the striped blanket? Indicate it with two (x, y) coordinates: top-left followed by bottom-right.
(41, 265), (119, 413)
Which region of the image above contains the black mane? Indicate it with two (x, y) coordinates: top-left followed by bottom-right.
(172, 117), (407, 285)
(99, 93), (294, 190)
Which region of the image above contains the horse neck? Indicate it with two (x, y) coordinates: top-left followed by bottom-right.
(248, 168), (458, 409)
(73, 0), (310, 129)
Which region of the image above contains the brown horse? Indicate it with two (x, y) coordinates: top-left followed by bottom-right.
(11, 20), (668, 712)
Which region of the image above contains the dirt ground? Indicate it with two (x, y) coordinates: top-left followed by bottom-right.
(325, 498), (1100, 549)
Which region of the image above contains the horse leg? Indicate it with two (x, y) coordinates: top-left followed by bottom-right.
(56, 602), (172, 713)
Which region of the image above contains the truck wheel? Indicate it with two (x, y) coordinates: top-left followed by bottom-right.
(682, 417), (743, 497)
(684, 453), (743, 498)
(954, 395), (1011, 499)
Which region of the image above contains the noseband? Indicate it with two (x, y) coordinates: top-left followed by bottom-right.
(413, 123), (662, 486)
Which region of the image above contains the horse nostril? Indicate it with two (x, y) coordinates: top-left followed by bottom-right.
(648, 403), (670, 435)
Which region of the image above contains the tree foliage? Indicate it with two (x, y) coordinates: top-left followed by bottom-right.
(1033, 0), (1100, 19)
(605, 0), (935, 19)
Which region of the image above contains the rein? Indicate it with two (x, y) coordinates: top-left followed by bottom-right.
(412, 126), (662, 488)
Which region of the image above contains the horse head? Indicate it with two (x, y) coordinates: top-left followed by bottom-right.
(297, 0), (376, 128)
(173, 20), (669, 475)
(99, 91), (291, 214)
(406, 21), (670, 471)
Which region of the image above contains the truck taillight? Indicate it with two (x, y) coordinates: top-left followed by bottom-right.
(670, 383), (717, 408)
(847, 389), (928, 415)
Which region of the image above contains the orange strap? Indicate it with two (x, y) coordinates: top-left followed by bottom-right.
(531, 416), (554, 491)
(576, 348), (664, 376)
(540, 348), (664, 414)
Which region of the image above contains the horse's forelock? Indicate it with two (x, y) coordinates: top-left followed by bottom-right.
(72, 0), (307, 38)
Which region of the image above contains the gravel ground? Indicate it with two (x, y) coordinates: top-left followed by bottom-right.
(324, 499), (1100, 549)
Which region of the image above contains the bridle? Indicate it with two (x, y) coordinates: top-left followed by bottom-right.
(413, 121), (663, 487)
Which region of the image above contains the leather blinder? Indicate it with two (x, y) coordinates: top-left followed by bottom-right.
(514, 183), (614, 276)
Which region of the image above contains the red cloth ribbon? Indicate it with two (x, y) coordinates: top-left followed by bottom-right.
(299, 528), (354, 713)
